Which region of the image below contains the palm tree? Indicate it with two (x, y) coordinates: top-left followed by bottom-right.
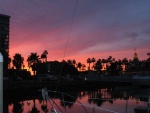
(30, 99), (40, 113)
(62, 60), (67, 63)
(101, 59), (107, 70)
(122, 58), (128, 70)
(41, 50), (48, 63)
(12, 101), (24, 113)
(67, 59), (72, 65)
(81, 64), (86, 71)
(107, 56), (112, 62)
(72, 59), (76, 67)
(87, 58), (91, 70)
(112, 58), (115, 63)
(91, 57), (96, 70)
(106, 56), (113, 71)
(12, 53), (24, 70)
(94, 59), (102, 74)
(77, 62), (82, 71)
(27, 53), (41, 75)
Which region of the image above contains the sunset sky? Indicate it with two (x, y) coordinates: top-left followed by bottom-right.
(0, 0), (150, 67)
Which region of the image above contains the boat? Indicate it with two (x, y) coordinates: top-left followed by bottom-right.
(39, 88), (119, 113)
(40, 88), (61, 113)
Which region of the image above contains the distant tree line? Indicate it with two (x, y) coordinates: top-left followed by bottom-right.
(7, 50), (150, 78)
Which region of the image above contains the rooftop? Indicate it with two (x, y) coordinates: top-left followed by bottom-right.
(0, 13), (10, 18)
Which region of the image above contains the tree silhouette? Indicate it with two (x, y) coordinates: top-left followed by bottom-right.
(67, 59), (72, 65)
(12, 53), (24, 70)
(94, 59), (102, 74)
(27, 53), (41, 75)
(101, 59), (107, 70)
(29, 99), (40, 113)
(12, 101), (24, 113)
(91, 57), (96, 70)
(107, 56), (112, 63)
(108, 61), (122, 76)
(62, 61), (78, 75)
(66, 59), (77, 68)
(77, 62), (82, 71)
(122, 58), (128, 70)
(72, 59), (76, 67)
(41, 104), (48, 113)
(81, 64), (86, 71)
(41, 50), (48, 63)
(87, 58), (91, 70)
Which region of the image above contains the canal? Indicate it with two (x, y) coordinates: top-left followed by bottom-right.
(4, 84), (150, 113)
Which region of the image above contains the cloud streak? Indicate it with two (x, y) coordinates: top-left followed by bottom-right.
(0, 0), (150, 65)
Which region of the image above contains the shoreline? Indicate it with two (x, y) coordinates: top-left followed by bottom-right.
(4, 80), (133, 92)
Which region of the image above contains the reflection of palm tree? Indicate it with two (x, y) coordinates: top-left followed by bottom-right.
(60, 94), (76, 108)
(41, 104), (48, 113)
(88, 88), (114, 107)
(95, 94), (104, 107)
(12, 101), (24, 113)
(88, 98), (92, 104)
(29, 99), (40, 113)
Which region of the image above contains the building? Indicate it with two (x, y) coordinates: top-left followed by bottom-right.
(0, 14), (10, 75)
(133, 51), (139, 62)
(36, 60), (78, 75)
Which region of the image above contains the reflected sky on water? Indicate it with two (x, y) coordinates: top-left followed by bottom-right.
(4, 86), (150, 113)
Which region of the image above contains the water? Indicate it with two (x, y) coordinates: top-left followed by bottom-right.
(4, 85), (150, 113)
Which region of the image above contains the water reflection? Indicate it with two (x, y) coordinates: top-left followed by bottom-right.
(4, 85), (150, 113)
(12, 101), (24, 113)
(29, 99), (40, 113)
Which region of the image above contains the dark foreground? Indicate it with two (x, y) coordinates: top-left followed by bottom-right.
(4, 79), (132, 92)
(3, 80), (150, 113)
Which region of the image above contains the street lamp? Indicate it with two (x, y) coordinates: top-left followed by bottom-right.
(0, 52), (3, 113)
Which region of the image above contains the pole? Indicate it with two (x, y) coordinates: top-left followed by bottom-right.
(0, 52), (3, 113)
(148, 95), (150, 113)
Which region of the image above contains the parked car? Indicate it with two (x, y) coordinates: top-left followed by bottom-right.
(36, 74), (57, 81)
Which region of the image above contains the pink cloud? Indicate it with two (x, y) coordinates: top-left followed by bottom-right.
(0, 0), (149, 68)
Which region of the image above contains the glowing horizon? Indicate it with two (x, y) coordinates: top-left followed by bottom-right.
(0, 0), (149, 69)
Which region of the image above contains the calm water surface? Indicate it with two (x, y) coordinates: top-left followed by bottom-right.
(4, 85), (150, 113)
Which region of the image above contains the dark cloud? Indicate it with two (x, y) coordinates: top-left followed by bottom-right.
(125, 32), (139, 41)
